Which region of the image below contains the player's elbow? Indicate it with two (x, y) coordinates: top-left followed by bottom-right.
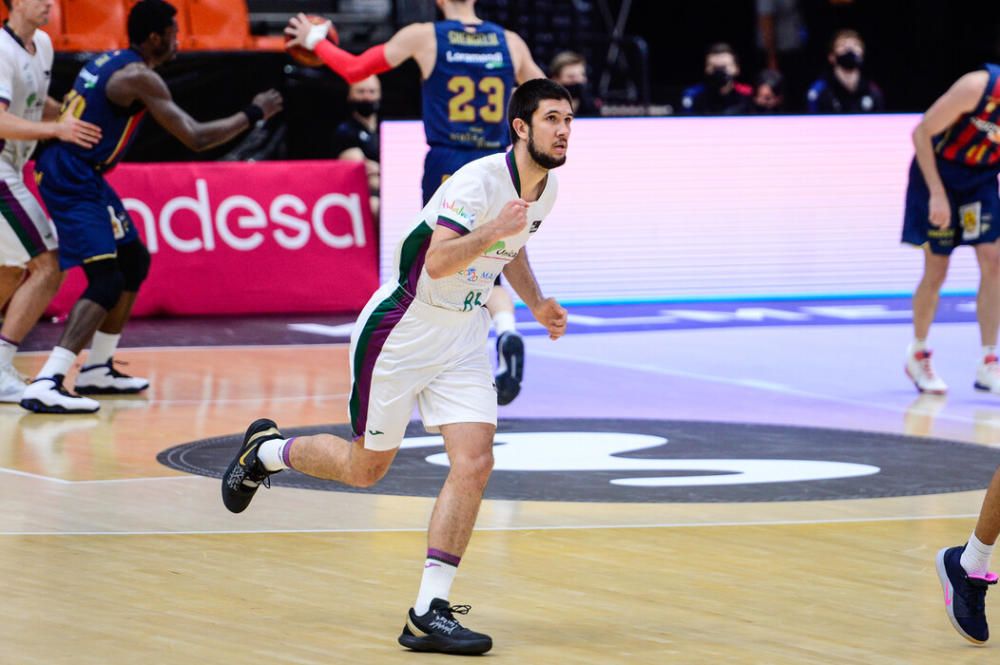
(423, 253), (450, 280)
(186, 133), (214, 152)
(425, 263), (449, 280)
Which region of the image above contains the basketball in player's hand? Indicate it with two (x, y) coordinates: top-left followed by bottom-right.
(285, 15), (339, 67)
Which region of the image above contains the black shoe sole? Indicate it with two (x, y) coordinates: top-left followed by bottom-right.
(398, 633), (492, 655)
(498, 334), (525, 382)
(495, 373), (521, 405)
(19, 398), (99, 414)
(221, 418), (280, 514)
(75, 385), (148, 395)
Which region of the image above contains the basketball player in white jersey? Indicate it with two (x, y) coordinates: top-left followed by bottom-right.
(221, 79), (572, 655)
(0, 0), (101, 402)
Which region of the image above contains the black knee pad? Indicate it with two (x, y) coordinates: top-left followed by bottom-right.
(81, 259), (125, 310)
(117, 240), (151, 291)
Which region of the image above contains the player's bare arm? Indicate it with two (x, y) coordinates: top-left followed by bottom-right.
(913, 70), (986, 228)
(0, 100), (101, 148)
(107, 67), (282, 152)
(42, 96), (61, 121)
(424, 199), (528, 279)
(505, 31), (545, 83)
(503, 248), (567, 340)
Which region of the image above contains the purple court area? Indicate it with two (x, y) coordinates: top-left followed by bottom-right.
(20, 294), (979, 349)
(23, 293), (1000, 454)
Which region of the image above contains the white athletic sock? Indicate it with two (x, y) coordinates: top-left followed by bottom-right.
(961, 533), (996, 577)
(257, 437), (293, 472)
(493, 310), (517, 336)
(87, 331), (121, 367)
(910, 338), (928, 354)
(36, 346), (77, 380)
(415, 549), (460, 615)
(984, 346), (998, 362)
(0, 337), (17, 366)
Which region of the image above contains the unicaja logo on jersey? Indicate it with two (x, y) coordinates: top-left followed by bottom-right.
(440, 199), (470, 221)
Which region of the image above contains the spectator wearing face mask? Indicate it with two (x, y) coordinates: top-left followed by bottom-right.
(806, 29), (884, 113)
(549, 51), (602, 117)
(681, 43), (753, 115)
(333, 75), (381, 217)
(750, 68), (785, 114)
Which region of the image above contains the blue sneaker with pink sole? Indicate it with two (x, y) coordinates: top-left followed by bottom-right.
(936, 545), (998, 644)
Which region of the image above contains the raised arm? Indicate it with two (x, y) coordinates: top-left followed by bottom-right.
(912, 70), (986, 228)
(285, 15), (434, 83)
(505, 30), (545, 83)
(425, 199), (529, 279)
(106, 67), (282, 152)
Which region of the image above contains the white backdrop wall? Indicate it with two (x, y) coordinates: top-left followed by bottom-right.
(380, 115), (982, 303)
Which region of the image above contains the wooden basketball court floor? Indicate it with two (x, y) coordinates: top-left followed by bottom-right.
(2, 315), (999, 664)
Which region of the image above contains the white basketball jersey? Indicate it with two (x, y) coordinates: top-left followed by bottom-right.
(391, 151), (559, 312)
(0, 26), (53, 171)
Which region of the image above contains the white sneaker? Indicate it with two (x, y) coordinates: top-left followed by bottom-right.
(0, 363), (28, 403)
(74, 359), (149, 395)
(20, 375), (100, 414)
(975, 354), (1000, 394)
(905, 345), (948, 394)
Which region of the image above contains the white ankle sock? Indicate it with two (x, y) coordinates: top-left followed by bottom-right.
(36, 346), (77, 380)
(0, 337), (17, 366)
(961, 532), (995, 576)
(493, 310), (516, 336)
(256, 437), (293, 472)
(984, 346), (998, 362)
(87, 332), (121, 367)
(910, 338), (928, 353)
(415, 549), (460, 615)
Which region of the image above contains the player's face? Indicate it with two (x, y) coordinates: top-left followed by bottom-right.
(15, 0), (53, 27)
(526, 98), (573, 170)
(150, 22), (179, 65)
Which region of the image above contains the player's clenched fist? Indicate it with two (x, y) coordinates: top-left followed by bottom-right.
(491, 198), (528, 239)
(531, 297), (568, 340)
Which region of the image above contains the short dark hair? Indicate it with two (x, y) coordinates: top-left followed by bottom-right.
(705, 42), (739, 65)
(128, 0), (177, 46)
(507, 78), (573, 144)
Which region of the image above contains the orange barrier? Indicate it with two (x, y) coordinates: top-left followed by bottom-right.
(59, 0), (127, 51)
(38, 0), (282, 54)
(185, 0), (283, 51)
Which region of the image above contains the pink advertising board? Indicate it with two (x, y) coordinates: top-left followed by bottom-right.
(381, 115), (983, 302)
(30, 160), (379, 316)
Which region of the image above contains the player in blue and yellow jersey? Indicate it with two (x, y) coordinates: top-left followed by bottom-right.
(915, 66), (1000, 647)
(902, 64), (1000, 397)
(284, 0), (545, 405)
(20, 0), (282, 414)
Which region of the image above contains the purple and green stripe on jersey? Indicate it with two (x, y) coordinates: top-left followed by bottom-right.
(0, 180), (45, 257)
(437, 215), (469, 236)
(349, 221), (434, 438)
